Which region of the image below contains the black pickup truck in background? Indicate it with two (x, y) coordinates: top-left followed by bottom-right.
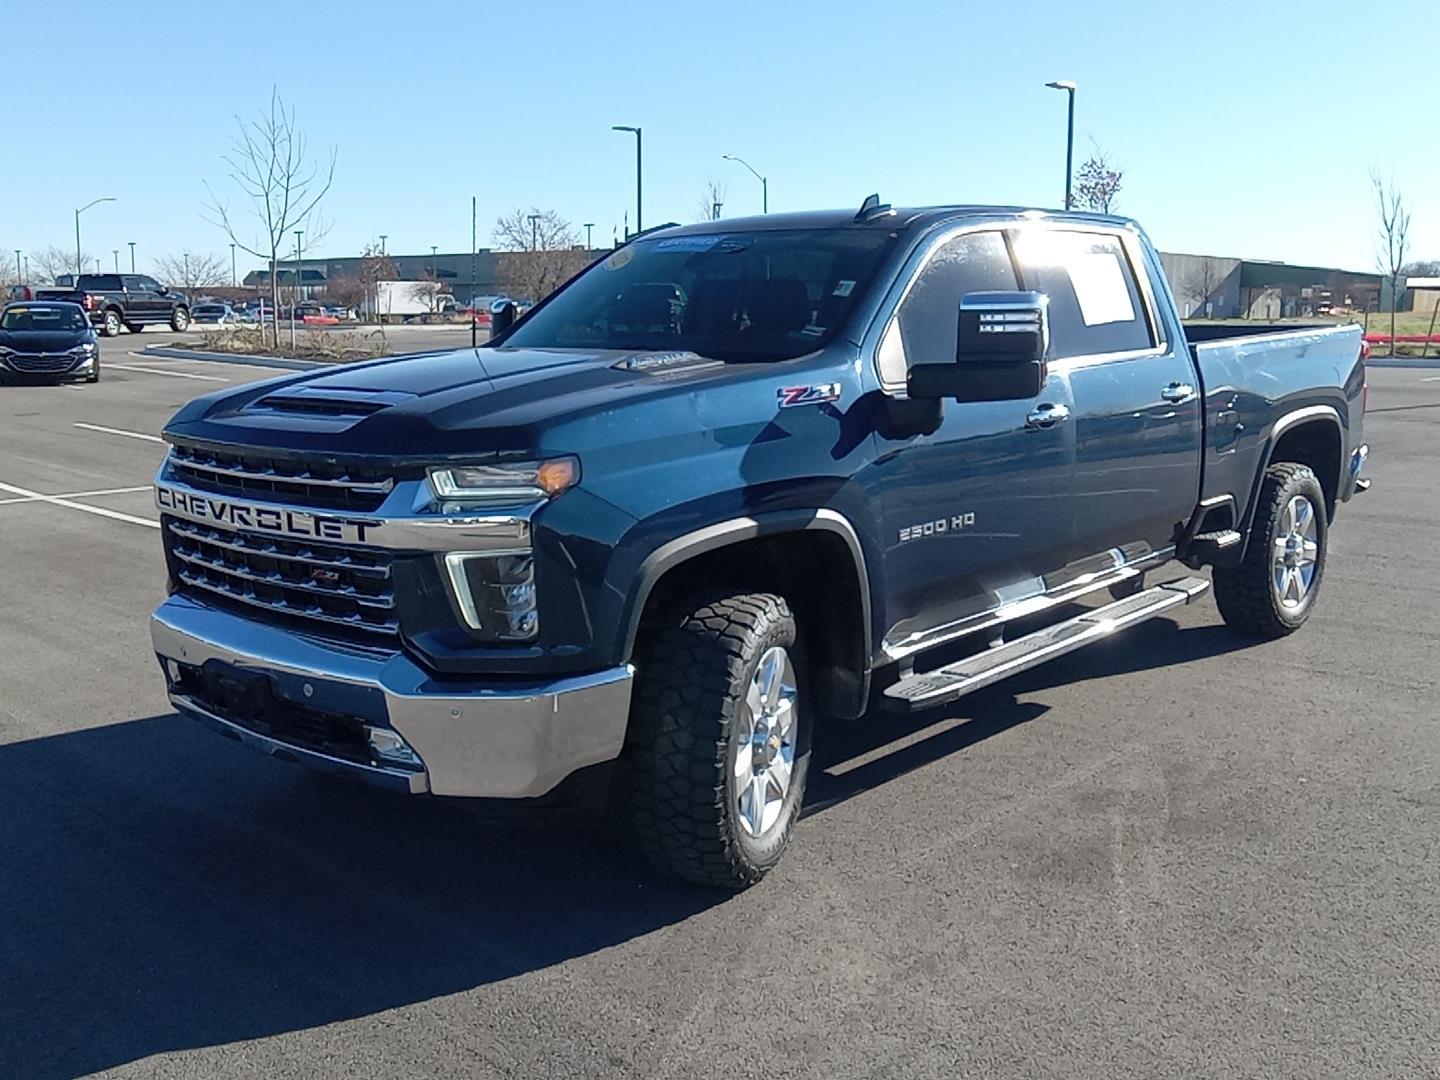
(36, 273), (190, 336)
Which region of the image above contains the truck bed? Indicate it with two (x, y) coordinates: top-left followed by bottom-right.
(1189, 321), (1365, 536)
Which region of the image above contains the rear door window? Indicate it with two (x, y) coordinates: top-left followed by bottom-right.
(1011, 230), (1153, 359)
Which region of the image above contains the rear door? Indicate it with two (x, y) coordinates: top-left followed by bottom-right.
(120, 275), (152, 322)
(134, 275), (169, 323)
(861, 228), (1079, 654)
(1011, 226), (1202, 575)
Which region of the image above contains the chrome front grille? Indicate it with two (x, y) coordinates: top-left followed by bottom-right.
(164, 517), (398, 640)
(168, 442), (395, 512)
(6, 351), (79, 373)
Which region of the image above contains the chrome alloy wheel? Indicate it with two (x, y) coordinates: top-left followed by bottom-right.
(734, 645), (799, 838)
(1272, 494), (1319, 609)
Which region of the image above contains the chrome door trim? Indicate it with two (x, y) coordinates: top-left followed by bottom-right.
(880, 546), (1176, 663)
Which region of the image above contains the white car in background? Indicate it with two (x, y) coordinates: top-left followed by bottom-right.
(191, 302), (238, 326)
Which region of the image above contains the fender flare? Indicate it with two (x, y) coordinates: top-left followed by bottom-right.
(1238, 404), (1344, 553)
(619, 506), (873, 669)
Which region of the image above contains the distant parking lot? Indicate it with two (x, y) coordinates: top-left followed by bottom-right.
(2, 352), (1439, 1078)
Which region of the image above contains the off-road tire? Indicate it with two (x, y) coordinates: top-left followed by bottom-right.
(628, 591), (809, 889)
(1213, 462), (1327, 639)
(169, 307), (190, 332)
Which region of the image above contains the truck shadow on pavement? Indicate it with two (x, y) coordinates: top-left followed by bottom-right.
(0, 617), (1249, 1079)
(806, 617), (1252, 814)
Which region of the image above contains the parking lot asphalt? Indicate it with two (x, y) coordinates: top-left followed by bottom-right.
(2, 351), (1438, 1080)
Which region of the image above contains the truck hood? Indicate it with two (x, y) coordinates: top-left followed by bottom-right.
(163, 344), (736, 459)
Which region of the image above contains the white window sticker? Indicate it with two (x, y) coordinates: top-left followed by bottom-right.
(1065, 252), (1136, 327)
(832, 280), (856, 297)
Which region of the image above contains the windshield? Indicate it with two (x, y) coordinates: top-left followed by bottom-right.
(2, 306), (87, 331)
(497, 228), (899, 362)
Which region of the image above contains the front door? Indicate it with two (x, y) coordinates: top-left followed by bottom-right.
(861, 229), (1079, 655)
(1012, 227), (1202, 575)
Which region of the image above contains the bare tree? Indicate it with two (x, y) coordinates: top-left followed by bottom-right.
(355, 241), (397, 322)
(1371, 168), (1410, 352)
(153, 251), (229, 299)
(694, 177), (728, 223)
(493, 208), (587, 302)
(1401, 258), (1440, 278)
(407, 272), (446, 313)
(1182, 260), (1223, 319)
(32, 246), (94, 285)
(1074, 142), (1123, 214)
(205, 89), (336, 346)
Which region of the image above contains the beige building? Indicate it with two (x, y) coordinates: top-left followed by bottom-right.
(1408, 277), (1440, 315)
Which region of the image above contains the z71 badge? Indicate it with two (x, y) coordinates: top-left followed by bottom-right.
(777, 382), (842, 408)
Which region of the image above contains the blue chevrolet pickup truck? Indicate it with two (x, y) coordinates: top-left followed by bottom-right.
(150, 200), (1369, 887)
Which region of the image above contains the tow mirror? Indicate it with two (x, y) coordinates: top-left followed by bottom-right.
(907, 291), (1049, 402)
(492, 301), (519, 336)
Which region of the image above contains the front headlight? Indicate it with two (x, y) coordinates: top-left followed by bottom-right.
(428, 457), (578, 508)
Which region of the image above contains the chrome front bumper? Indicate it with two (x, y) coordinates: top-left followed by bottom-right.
(152, 595), (634, 798)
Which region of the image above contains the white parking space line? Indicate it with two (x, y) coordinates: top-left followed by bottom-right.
(106, 363), (229, 382)
(72, 422), (166, 443)
(0, 485), (152, 507)
(1422, 376), (1440, 382)
(0, 481), (158, 529)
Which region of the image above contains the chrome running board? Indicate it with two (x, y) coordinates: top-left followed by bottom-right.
(883, 576), (1210, 710)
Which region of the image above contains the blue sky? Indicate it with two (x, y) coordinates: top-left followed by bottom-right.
(4, 0), (1436, 278)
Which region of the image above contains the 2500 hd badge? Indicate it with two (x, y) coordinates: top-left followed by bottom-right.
(155, 484), (376, 544)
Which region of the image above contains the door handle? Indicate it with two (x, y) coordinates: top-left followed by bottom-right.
(1161, 382), (1195, 403)
(1025, 403), (1070, 430)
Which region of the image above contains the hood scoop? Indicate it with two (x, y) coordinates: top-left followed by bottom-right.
(613, 350), (723, 375)
(250, 386), (416, 418)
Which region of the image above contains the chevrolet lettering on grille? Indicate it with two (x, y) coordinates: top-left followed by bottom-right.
(155, 485), (377, 544)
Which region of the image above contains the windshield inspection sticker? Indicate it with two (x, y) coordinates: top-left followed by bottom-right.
(832, 280), (856, 297)
(603, 247), (635, 271)
(777, 382), (842, 408)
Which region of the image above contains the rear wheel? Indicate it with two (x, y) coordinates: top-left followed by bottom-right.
(1213, 462), (1327, 638)
(101, 309), (122, 337)
(170, 307), (190, 332)
(627, 591), (809, 889)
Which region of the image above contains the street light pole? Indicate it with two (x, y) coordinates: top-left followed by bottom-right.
(230, 243), (237, 286)
(611, 125), (642, 235)
(15, 249), (22, 284)
(183, 252), (190, 295)
(379, 234), (387, 256)
(471, 195), (478, 349)
(722, 154), (768, 214)
(527, 214), (540, 252)
(74, 196), (116, 278)
(583, 223), (594, 252)
(291, 230), (302, 352)
(1045, 80), (1077, 210)
(128, 242), (136, 273)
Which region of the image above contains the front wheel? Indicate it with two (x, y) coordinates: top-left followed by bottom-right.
(170, 307), (190, 332)
(627, 591), (810, 889)
(1213, 462), (1327, 638)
